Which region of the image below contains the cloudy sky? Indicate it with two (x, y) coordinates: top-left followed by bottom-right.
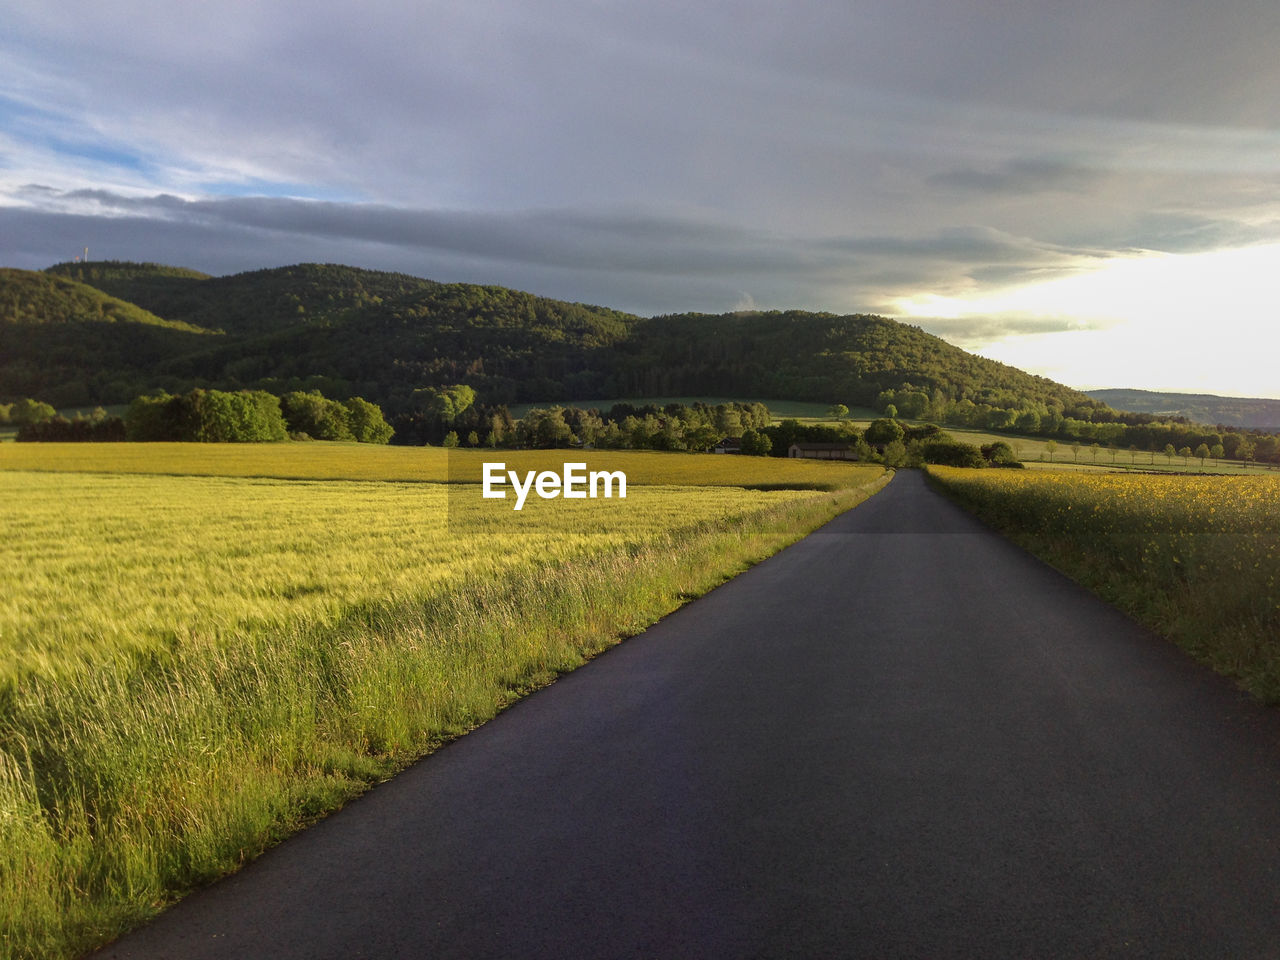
(3, 0), (1280, 396)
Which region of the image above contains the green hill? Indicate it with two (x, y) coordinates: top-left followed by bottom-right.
(620, 310), (1097, 412)
(7, 261), (1107, 421)
(156, 279), (638, 409)
(0, 268), (221, 405)
(1086, 388), (1280, 432)
(47, 261), (441, 337)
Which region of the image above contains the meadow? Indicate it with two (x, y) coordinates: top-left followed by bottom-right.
(0, 445), (887, 959)
(926, 466), (1280, 700)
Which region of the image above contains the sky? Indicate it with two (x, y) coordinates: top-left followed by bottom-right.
(3, 0), (1279, 397)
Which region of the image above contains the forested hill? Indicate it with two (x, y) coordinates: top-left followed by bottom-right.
(620, 311), (1095, 411)
(1086, 388), (1280, 432)
(46, 261), (442, 337)
(9, 260), (1104, 418)
(0, 268), (222, 402)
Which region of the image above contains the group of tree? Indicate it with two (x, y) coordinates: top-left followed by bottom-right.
(8, 385), (394, 444)
(872, 384), (1280, 466)
(0, 397), (58, 425)
(279, 390), (394, 442)
(761, 417), (1020, 469)
(124, 389), (393, 443)
(125, 389), (290, 442)
(15, 406), (126, 442)
(400, 396), (772, 452)
(505, 400), (770, 453)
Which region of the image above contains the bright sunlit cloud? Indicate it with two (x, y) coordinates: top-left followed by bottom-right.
(892, 244), (1280, 398)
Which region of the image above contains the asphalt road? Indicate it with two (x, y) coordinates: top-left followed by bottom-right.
(93, 470), (1280, 959)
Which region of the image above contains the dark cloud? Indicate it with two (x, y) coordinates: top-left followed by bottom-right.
(0, 189), (1113, 319)
(3, 0), (1280, 381)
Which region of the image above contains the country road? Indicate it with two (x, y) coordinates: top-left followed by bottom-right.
(92, 470), (1280, 959)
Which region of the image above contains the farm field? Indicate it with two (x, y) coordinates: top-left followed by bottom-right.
(0, 446), (887, 959)
(926, 466), (1280, 700)
(0, 441), (874, 488)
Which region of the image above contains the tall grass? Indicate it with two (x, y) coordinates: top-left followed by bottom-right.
(0, 464), (888, 959)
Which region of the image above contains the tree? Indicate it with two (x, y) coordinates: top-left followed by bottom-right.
(740, 428), (772, 456)
(897, 391), (929, 419)
(1045, 439), (1057, 462)
(10, 398), (57, 425)
(442, 431), (460, 448)
(1014, 410), (1041, 434)
(884, 403), (898, 419)
(883, 440), (907, 467)
(1090, 443), (1101, 463)
(416, 384), (477, 423)
(344, 397), (394, 443)
(281, 390), (353, 441)
(1070, 442), (1081, 462)
(865, 418), (905, 445)
(827, 403), (849, 420)
(1195, 443), (1210, 467)
(982, 441), (1019, 466)
(1211, 443), (1224, 465)
(519, 407), (573, 448)
(1164, 443), (1176, 465)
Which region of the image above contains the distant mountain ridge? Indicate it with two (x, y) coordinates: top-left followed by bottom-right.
(6, 261), (1111, 421)
(1086, 389), (1280, 432)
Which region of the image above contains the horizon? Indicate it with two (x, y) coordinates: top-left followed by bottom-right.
(4, 1), (1280, 399)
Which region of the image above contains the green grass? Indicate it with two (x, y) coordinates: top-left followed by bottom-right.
(0, 450), (888, 958)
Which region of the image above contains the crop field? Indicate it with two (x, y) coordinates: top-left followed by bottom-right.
(926, 466), (1280, 700)
(0, 441), (873, 488)
(0, 446), (887, 959)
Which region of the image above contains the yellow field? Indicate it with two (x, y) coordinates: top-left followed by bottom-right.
(0, 469), (844, 679)
(0, 441), (875, 487)
(0, 446), (887, 958)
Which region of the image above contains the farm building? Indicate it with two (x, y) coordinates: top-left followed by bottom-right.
(788, 442), (857, 460)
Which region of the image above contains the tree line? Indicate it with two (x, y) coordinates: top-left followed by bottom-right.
(875, 384), (1280, 466)
(10, 389), (394, 444)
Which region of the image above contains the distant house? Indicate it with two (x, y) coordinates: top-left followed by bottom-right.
(788, 442), (857, 460)
(712, 437), (742, 454)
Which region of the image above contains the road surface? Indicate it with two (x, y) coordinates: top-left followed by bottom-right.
(93, 470), (1280, 959)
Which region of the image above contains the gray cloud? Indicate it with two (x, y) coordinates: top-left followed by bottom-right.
(910, 313), (1122, 350)
(3, 0), (1280, 385)
(929, 159), (1106, 196)
(0, 188), (1113, 318)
